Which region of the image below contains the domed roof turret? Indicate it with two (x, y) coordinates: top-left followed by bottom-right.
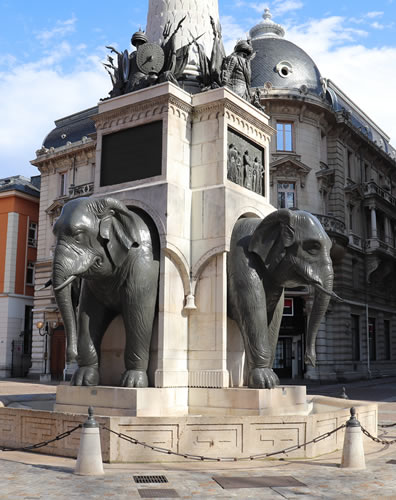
(249, 9), (323, 96)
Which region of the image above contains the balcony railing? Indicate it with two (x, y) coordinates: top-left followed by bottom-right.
(314, 214), (347, 237)
(349, 233), (363, 250)
(68, 182), (94, 198)
(365, 238), (396, 257)
(363, 181), (396, 207)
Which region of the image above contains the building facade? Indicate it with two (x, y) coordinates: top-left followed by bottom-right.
(0, 175), (40, 377)
(250, 10), (396, 381)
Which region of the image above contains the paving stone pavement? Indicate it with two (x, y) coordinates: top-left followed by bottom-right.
(1, 376), (396, 499)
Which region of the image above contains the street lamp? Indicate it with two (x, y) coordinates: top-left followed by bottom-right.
(36, 320), (58, 377)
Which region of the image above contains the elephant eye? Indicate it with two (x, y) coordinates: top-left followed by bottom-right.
(303, 240), (321, 255)
(73, 230), (85, 242)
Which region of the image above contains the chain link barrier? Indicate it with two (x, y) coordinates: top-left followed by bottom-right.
(102, 423), (346, 462)
(0, 424), (82, 452)
(379, 422), (396, 428)
(362, 426), (396, 445)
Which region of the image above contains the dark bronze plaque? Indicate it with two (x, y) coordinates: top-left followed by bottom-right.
(227, 127), (265, 196)
(100, 121), (163, 187)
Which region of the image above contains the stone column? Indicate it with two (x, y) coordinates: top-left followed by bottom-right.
(370, 207), (377, 239)
(146, 0), (221, 88)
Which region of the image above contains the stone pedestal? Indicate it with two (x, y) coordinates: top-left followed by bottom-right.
(55, 385), (311, 417)
(92, 82), (275, 389)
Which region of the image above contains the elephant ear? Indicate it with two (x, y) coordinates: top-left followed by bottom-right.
(248, 209), (296, 273)
(97, 198), (140, 267)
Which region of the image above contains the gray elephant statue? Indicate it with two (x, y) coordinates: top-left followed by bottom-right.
(52, 196), (160, 387)
(228, 208), (337, 389)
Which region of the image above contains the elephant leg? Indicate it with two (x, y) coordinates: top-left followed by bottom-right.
(72, 283), (115, 386)
(120, 259), (159, 388)
(233, 278), (279, 389)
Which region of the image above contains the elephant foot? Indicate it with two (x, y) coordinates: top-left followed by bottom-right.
(71, 366), (100, 386)
(248, 367), (280, 389)
(120, 370), (148, 388)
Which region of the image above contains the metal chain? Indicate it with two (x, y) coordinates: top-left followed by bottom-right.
(102, 423), (346, 462)
(0, 424), (82, 452)
(361, 426), (396, 445)
(379, 422), (396, 428)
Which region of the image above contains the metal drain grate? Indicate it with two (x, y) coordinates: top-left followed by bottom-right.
(138, 489), (179, 498)
(213, 475), (307, 489)
(134, 475), (168, 484)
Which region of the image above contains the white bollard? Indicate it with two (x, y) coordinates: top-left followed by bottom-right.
(340, 407), (366, 470)
(75, 406), (104, 475)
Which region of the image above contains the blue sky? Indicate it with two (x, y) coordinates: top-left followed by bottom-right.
(1, 0), (395, 178)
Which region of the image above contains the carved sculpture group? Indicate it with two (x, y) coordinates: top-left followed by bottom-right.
(52, 197), (336, 389)
(227, 143), (264, 195)
(104, 16), (263, 110)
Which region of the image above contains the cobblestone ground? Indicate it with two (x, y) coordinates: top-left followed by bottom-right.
(1, 452), (396, 499)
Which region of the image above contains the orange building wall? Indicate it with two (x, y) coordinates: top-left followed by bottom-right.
(0, 192), (39, 296)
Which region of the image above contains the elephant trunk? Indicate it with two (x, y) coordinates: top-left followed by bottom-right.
(52, 247), (86, 363)
(53, 279), (78, 362)
(304, 273), (333, 367)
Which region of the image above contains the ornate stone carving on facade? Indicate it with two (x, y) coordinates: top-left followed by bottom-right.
(270, 155), (311, 188)
(316, 167), (335, 194)
(227, 128), (265, 196)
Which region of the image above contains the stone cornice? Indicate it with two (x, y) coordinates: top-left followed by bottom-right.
(193, 97), (275, 138)
(94, 93), (193, 132)
(31, 140), (96, 171)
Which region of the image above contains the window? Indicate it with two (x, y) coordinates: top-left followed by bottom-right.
(347, 151), (353, 179)
(348, 204), (354, 231)
(369, 318), (376, 361)
(28, 222), (37, 247)
(384, 320), (391, 361)
(59, 172), (68, 196)
(351, 314), (360, 361)
(26, 261), (35, 285)
(276, 122), (293, 151)
(277, 182), (296, 209)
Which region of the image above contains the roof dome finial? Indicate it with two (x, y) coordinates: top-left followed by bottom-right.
(263, 7), (272, 20)
(249, 7), (285, 40)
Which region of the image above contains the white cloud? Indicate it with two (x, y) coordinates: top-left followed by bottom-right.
(219, 15), (248, 53)
(272, 0), (304, 16)
(366, 11), (384, 18)
(0, 45), (109, 178)
(286, 17), (396, 144)
(36, 16), (77, 44)
(371, 21), (385, 29)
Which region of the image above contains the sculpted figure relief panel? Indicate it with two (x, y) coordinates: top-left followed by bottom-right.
(227, 128), (265, 196)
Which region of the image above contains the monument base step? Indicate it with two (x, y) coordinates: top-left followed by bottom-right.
(55, 385), (311, 417)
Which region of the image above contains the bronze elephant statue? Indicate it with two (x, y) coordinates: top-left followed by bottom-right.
(52, 196), (159, 387)
(227, 209), (337, 389)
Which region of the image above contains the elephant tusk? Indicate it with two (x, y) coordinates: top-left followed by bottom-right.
(313, 283), (344, 302)
(53, 275), (78, 292)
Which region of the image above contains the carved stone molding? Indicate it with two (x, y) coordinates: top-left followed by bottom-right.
(94, 94), (192, 132)
(366, 255), (381, 283)
(31, 142), (96, 172)
(270, 155), (311, 188)
(316, 167), (335, 193)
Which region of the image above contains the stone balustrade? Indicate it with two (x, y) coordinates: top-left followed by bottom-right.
(68, 182), (94, 198)
(314, 214), (347, 237)
(363, 181), (396, 207)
